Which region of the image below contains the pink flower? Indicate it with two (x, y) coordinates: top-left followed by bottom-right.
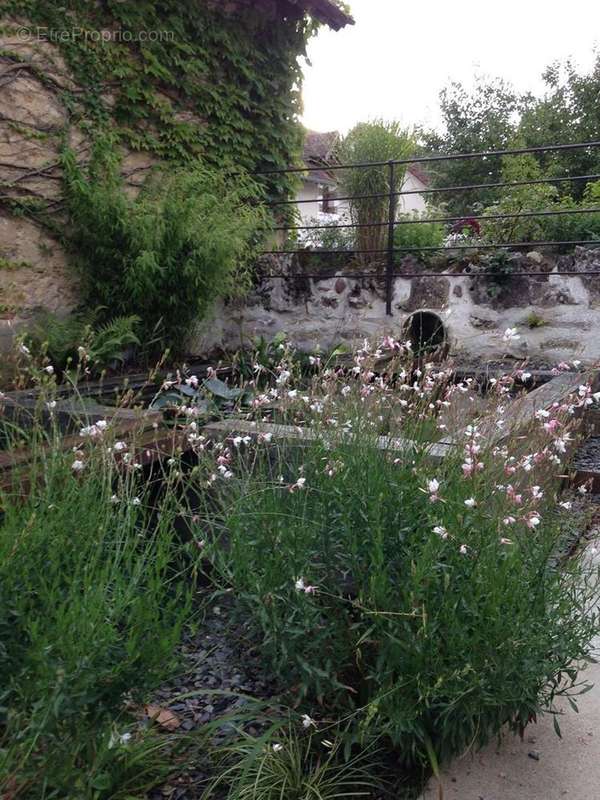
(543, 419), (561, 434)
(506, 485), (522, 505)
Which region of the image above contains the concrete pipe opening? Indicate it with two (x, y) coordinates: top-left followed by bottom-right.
(404, 311), (447, 355)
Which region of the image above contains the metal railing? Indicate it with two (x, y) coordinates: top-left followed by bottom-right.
(255, 141), (600, 315)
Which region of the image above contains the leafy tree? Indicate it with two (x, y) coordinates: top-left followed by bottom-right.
(421, 55), (600, 215)
(420, 77), (521, 215)
(480, 154), (557, 244)
(519, 58), (600, 199)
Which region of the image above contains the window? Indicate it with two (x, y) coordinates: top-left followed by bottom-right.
(321, 186), (337, 214)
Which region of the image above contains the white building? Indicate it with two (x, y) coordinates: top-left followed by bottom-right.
(297, 130), (429, 223)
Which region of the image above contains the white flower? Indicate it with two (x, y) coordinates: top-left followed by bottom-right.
(427, 478), (440, 494)
(294, 577), (316, 594)
(71, 460), (85, 472)
(109, 731), (133, 749)
(44, 365), (54, 375)
(433, 525), (449, 540)
(341, 385), (351, 396)
(46, 400), (57, 411)
(260, 432), (273, 443)
(301, 714), (316, 729)
(18, 343), (31, 356)
(502, 327), (520, 343)
(113, 441), (128, 452)
(287, 389), (298, 399)
(459, 544), (468, 555)
(464, 497), (477, 508)
(80, 423), (106, 439)
(559, 501), (572, 510)
(132, 497), (141, 506)
(110, 494), (120, 504)
(272, 743), (284, 753)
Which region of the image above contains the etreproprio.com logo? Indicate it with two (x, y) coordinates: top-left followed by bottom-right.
(16, 26), (175, 43)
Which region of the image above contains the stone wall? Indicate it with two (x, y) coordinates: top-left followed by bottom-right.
(0, 21), (158, 350)
(193, 248), (600, 365)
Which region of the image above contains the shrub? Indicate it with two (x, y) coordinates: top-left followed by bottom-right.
(481, 161), (600, 249)
(24, 310), (141, 373)
(199, 341), (599, 774)
(0, 404), (193, 796)
(393, 211), (446, 259)
(481, 154), (558, 244)
(63, 140), (270, 353)
(298, 214), (355, 252)
(540, 181), (600, 245)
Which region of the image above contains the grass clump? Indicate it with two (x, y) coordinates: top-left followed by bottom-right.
(207, 724), (387, 800)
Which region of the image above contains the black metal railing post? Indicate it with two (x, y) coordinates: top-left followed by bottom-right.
(385, 160), (396, 316)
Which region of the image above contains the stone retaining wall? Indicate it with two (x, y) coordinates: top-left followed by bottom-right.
(192, 248), (600, 365)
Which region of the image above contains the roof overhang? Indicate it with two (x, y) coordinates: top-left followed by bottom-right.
(291, 0), (354, 30)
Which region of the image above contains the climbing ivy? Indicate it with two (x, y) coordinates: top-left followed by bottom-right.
(2, 0), (320, 202)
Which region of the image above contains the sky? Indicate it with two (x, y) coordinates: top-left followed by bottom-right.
(301, 0), (600, 135)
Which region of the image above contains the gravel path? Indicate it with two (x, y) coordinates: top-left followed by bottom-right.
(147, 600), (280, 799)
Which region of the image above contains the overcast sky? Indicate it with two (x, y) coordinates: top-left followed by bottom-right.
(301, 0), (600, 135)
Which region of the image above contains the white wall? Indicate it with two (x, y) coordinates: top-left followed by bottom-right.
(297, 182), (324, 221)
(296, 170), (428, 224)
(398, 172), (427, 214)
(192, 250), (600, 367)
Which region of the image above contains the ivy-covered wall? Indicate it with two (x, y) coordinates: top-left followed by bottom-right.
(0, 0), (319, 339)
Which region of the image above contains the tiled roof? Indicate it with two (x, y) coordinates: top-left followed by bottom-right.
(292, 0), (354, 30)
(303, 130), (340, 163)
